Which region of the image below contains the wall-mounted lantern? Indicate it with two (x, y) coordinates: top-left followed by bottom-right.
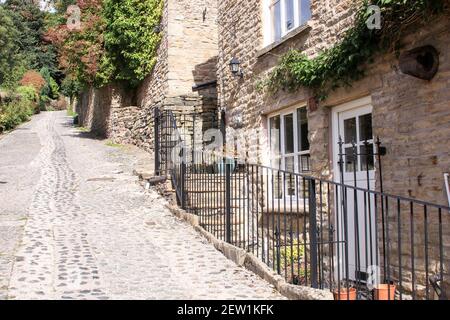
(229, 57), (244, 78)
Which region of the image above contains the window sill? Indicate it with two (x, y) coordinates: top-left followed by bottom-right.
(257, 23), (312, 58)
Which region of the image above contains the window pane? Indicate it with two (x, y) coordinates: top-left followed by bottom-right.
(299, 154), (310, 172)
(285, 157), (295, 196)
(297, 107), (310, 151)
(284, 114), (294, 154)
(344, 118), (357, 144)
(359, 113), (373, 142)
(271, 1), (282, 41)
(285, 0), (295, 31)
(285, 156), (295, 172)
(345, 147), (358, 173)
(299, 0), (311, 25)
(360, 144), (375, 171)
(273, 169), (283, 199)
(270, 116), (281, 156)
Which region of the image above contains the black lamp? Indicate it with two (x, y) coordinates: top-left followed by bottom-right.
(229, 57), (243, 78)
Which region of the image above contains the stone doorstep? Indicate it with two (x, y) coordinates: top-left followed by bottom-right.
(163, 203), (333, 301)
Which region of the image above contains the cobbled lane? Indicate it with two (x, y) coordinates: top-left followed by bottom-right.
(0, 112), (283, 300)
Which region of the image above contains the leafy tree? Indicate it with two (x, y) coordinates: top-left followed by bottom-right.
(4, 0), (60, 79)
(101, 0), (163, 86)
(54, 0), (78, 13)
(48, 0), (164, 89)
(46, 0), (106, 87)
(60, 76), (81, 98)
(16, 85), (39, 103)
(19, 70), (47, 92)
(0, 6), (22, 88)
(40, 67), (59, 99)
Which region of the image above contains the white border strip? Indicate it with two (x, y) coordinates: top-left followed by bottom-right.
(445, 173), (450, 207)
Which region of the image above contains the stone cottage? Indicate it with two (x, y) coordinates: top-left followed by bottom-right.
(76, 0), (219, 153)
(216, 0), (450, 299)
(73, 0), (449, 300)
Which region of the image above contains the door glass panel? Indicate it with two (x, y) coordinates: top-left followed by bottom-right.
(359, 113), (373, 142)
(360, 144), (374, 171)
(272, 1), (282, 41)
(344, 118), (357, 144)
(345, 147), (358, 173)
(285, 0), (295, 31)
(284, 114), (294, 154)
(297, 107), (310, 151)
(270, 116), (281, 156)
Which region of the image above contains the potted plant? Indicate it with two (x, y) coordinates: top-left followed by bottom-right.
(373, 282), (396, 300)
(333, 282), (357, 301)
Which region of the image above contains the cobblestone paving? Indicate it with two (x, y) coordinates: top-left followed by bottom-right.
(1, 112), (283, 300)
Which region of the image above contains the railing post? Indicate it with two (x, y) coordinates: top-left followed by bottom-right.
(225, 162), (232, 244)
(308, 178), (319, 289)
(181, 161), (187, 210)
(154, 108), (161, 176)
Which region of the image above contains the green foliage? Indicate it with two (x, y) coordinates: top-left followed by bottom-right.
(54, 0), (78, 15)
(105, 140), (122, 148)
(60, 77), (82, 98)
(40, 67), (60, 100)
(0, 6), (22, 87)
(279, 241), (307, 275)
(16, 85), (39, 102)
(3, 0), (60, 79)
(49, 0), (164, 89)
(262, 0), (447, 100)
(67, 108), (78, 117)
(101, 0), (164, 86)
(0, 97), (35, 132)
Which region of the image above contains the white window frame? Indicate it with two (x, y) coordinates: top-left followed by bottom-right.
(267, 104), (310, 201)
(268, 105), (310, 173)
(263, 0), (311, 46)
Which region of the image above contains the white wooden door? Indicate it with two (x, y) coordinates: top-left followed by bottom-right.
(333, 97), (377, 282)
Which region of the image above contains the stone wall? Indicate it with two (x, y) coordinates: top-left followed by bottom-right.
(75, 83), (133, 139)
(217, 0), (450, 298)
(132, 0), (219, 153)
(217, 0), (357, 168)
(76, 0), (219, 153)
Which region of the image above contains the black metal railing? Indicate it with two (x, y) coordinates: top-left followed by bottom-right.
(154, 108), (449, 300)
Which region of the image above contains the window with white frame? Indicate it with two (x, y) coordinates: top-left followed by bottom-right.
(267, 0), (311, 43)
(268, 106), (310, 199)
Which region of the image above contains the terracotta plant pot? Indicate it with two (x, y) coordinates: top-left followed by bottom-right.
(333, 288), (357, 301)
(373, 284), (396, 300)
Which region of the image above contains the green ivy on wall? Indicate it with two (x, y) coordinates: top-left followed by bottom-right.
(100, 0), (164, 87)
(261, 0), (447, 101)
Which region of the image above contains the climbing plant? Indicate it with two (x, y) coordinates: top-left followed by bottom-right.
(100, 0), (164, 87)
(261, 0), (448, 100)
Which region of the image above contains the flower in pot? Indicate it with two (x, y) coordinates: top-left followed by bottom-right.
(373, 282), (396, 301)
(333, 282), (357, 301)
